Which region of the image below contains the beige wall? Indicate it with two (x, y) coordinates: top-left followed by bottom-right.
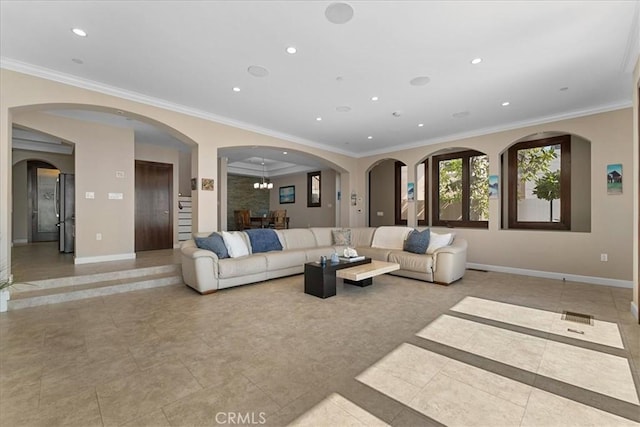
(633, 56), (640, 321)
(269, 169), (337, 229)
(369, 159), (397, 227)
(358, 109), (634, 284)
(12, 112), (135, 262)
(11, 149), (75, 243)
(0, 68), (637, 294)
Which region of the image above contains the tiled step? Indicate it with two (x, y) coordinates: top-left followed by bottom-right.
(8, 265), (183, 310)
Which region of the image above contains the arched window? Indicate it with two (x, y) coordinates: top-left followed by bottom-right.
(431, 150), (489, 228)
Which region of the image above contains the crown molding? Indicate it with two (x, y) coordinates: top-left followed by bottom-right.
(1, 58), (633, 160)
(0, 58), (356, 157)
(358, 100), (632, 158)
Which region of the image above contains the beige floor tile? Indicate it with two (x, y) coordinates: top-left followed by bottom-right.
(415, 314), (481, 348)
(162, 375), (281, 426)
(96, 359), (202, 426)
(3, 389), (102, 427)
(121, 409), (172, 426)
(451, 296), (557, 331)
(537, 341), (639, 405)
(408, 372), (526, 426)
(440, 359), (533, 407)
(521, 388), (639, 426)
(288, 393), (389, 427)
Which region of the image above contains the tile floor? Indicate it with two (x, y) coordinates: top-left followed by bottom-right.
(1, 256), (638, 426)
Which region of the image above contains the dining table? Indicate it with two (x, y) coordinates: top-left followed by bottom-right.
(250, 216), (290, 229)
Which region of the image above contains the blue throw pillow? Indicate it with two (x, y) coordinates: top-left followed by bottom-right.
(195, 232), (229, 259)
(403, 228), (430, 254)
(245, 229), (283, 253)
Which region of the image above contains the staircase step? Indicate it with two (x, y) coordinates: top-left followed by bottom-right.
(8, 266), (183, 310)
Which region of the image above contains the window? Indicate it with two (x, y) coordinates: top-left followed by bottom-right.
(431, 150), (488, 228)
(507, 135), (570, 230)
(395, 161), (427, 225)
(307, 171), (321, 207)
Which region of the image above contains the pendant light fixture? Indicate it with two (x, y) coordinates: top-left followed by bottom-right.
(254, 158), (273, 189)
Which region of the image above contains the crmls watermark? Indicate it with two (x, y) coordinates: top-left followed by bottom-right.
(215, 412), (267, 425)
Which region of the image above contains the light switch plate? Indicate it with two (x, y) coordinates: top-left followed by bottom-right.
(108, 192), (123, 200)
(115, 171), (125, 178)
(85, 192), (95, 199)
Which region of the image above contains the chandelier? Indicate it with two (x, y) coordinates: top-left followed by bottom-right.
(254, 158), (273, 189)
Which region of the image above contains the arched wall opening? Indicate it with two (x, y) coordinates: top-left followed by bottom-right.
(500, 131), (592, 232)
(218, 145), (350, 230)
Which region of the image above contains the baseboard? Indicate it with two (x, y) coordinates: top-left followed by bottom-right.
(74, 253), (136, 265)
(12, 239), (27, 245)
(174, 243), (181, 249)
(466, 263), (633, 288)
(631, 301), (639, 323)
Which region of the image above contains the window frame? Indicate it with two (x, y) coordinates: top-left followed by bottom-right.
(306, 171), (321, 207)
(394, 161), (428, 225)
(507, 135), (571, 230)
(431, 150), (489, 228)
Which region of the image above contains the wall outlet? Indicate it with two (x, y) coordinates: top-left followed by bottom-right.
(96, 233), (102, 241)
(600, 253), (608, 262)
(115, 171), (125, 178)
(108, 192), (123, 200)
(377, 211), (384, 216)
(85, 192), (95, 199)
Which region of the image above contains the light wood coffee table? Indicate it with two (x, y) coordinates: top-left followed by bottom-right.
(336, 260), (400, 287)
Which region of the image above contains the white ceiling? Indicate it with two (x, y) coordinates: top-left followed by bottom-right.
(2, 1), (638, 160)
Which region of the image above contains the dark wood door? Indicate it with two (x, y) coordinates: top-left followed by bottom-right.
(28, 161), (60, 242)
(135, 160), (173, 251)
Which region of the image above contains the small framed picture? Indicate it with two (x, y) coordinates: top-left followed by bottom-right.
(407, 182), (415, 202)
(279, 185), (295, 204)
(488, 175), (499, 199)
(201, 178), (214, 191)
(607, 164), (622, 194)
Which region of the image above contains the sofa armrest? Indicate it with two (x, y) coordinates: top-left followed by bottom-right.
(432, 238), (467, 284)
(180, 240), (220, 294)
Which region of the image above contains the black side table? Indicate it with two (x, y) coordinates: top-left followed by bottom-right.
(304, 258), (371, 298)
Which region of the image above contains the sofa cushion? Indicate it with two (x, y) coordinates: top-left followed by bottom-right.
(350, 228), (377, 247)
(279, 229), (317, 250)
(218, 255), (267, 278)
(426, 231), (454, 254)
(389, 251), (434, 273)
(194, 232), (229, 259)
(403, 228), (430, 254)
(356, 246), (391, 262)
(220, 231), (250, 258)
(245, 229), (283, 253)
(371, 226), (412, 249)
(332, 228), (352, 246)
(265, 250), (307, 271)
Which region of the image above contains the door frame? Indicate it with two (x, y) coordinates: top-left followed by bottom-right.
(135, 160), (174, 251)
(27, 160), (59, 242)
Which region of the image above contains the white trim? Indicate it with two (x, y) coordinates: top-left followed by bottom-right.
(173, 243), (181, 249)
(12, 239), (27, 244)
(74, 252), (136, 265)
(0, 58), (632, 160)
(0, 58), (354, 157)
(467, 263), (633, 289)
(631, 301), (639, 322)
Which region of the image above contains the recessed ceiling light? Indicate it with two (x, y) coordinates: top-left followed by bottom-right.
(283, 151), (288, 154)
(371, 96), (379, 101)
(325, 2), (354, 24)
(452, 111), (470, 118)
(316, 117), (322, 121)
(418, 123), (424, 127)
(471, 58), (482, 65)
(247, 65), (269, 77)
(367, 136), (373, 140)
(286, 46), (297, 54)
(501, 101), (510, 106)
(336, 106), (351, 112)
(71, 58), (83, 64)
(71, 28), (87, 37)
(232, 87), (241, 92)
(410, 76), (430, 86)
(560, 87), (569, 91)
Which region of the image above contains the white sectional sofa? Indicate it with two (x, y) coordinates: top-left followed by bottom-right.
(180, 226), (467, 294)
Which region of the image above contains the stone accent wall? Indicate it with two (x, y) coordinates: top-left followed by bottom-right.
(227, 174), (270, 230)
